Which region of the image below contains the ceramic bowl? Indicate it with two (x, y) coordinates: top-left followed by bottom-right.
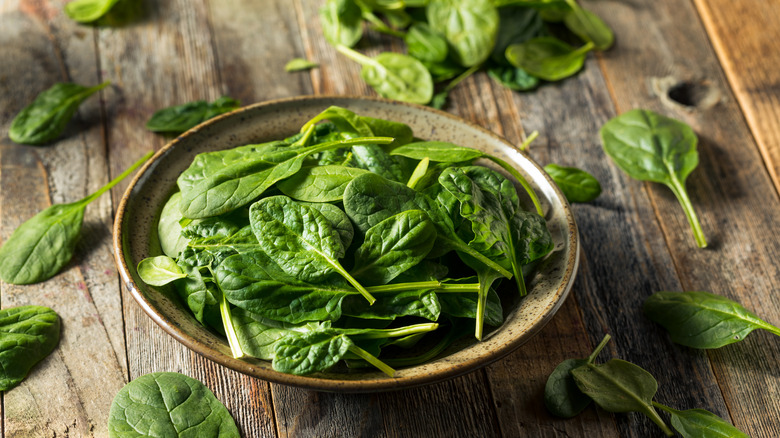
(113, 96), (579, 392)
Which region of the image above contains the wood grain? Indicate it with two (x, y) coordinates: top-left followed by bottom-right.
(589, 0), (780, 436)
(694, 0), (780, 194)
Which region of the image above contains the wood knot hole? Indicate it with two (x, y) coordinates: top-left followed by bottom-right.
(651, 76), (721, 111)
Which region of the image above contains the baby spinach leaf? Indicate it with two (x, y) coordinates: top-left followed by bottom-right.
(506, 37), (593, 81)
(0, 151), (152, 285)
(543, 163), (602, 203)
(273, 329), (354, 375)
(107, 372), (239, 437)
(249, 196), (375, 304)
(342, 289), (442, 321)
(544, 334), (611, 418)
(305, 202), (355, 250)
(177, 135), (393, 218)
(9, 81), (109, 145)
(336, 45), (434, 104)
(157, 192), (190, 258)
(285, 58), (319, 72)
(146, 96), (241, 134)
(230, 308), (327, 360)
(571, 358), (672, 435)
(137, 255), (187, 286)
(437, 287), (504, 327)
(600, 109), (707, 248)
(405, 22), (449, 63)
(0, 306), (60, 391)
(643, 291), (780, 349)
(352, 210), (437, 285)
(64, 0), (120, 23)
(654, 403), (749, 438)
(457, 253), (505, 340)
(562, 0), (613, 51)
(426, 0), (499, 67)
(487, 65), (540, 91)
(276, 165), (369, 202)
(492, 5), (545, 64)
(320, 0), (364, 48)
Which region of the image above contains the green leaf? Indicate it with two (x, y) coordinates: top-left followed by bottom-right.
(230, 308), (327, 360)
(562, 0), (613, 51)
(0, 151), (152, 284)
(342, 289), (442, 321)
(64, 0), (121, 23)
(427, 0), (499, 67)
(9, 81), (109, 145)
(543, 163), (602, 203)
(487, 65), (540, 91)
(176, 135), (393, 218)
(249, 196), (375, 304)
(146, 96), (241, 134)
(352, 210), (437, 285)
(437, 286), (504, 327)
(492, 5), (545, 64)
(137, 255), (187, 286)
(277, 165), (369, 202)
(391, 141), (484, 163)
(320, 0), (364, 47)
(107, 372), (239, 437)
(285, 58), (319, 72)
(643, 291), (780, 349)
(0, 306), (60, 391)
(654, 404), (749, 438)
(506, 37), (593, 81)
(157, 192), (190, 258)
(273, 329), (354, 375)
(405, 22), (448, 63)
(544, 359), (590, 418)
(600, 109), (707, 248)
(571, 359), (672, 435)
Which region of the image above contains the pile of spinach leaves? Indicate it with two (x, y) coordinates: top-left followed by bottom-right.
(315, 0), (613, 107)
(138, 105), (553, 376)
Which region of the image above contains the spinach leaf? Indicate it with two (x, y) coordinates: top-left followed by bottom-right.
(571, 358), (672, 435)
(0, 306), (60, 391)
(543, 163), (602, 203)
(426, 0), (499, 67)
(9, 81), (109, 145)
(320, 0), (364, 48)
(492, 5), (545, 64)
(64, 0), (120, 23)
(437, 286), (504, 327)
(342, 289), (441, 321)
(544, 334), (610, 418)
(249, 196), (375, 304)
(643, 291), (780, 349)
(562, 0), (613, 51)
(107, 372), (239, 437)
(0, 151), (152, 285)
(177, 135), (393, 218)
(304, 202), (355, 250)
(157, 192), (190, 258)
(146, 96), (241, 134)
(654, 404), (749, 438)
(276, 165), (369, 202)
(405, 22), (449, 63)
(352, 210), (437, 285)
(230, 308), (327, 360)
(335, 45), (434, 104)
(487, 65), (540, 91)
(137, 255), (187, 286)
(285, 58), (319, 72)
(600, 109), (707, 248)
(506, 37), (593, 81)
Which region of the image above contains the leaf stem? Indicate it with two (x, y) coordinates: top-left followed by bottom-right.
(220, 293), (245, 359)
(586, 333), (612, 364)
(649, 403), (677, 436)
(362, 11), (406, 38)
(519, 130), (539, 151)
(486, 156), (544, 216)
(666, 177), (707, 248)
(349, 323), (438, 340)
(79, 150), (154, 206)
(347, 344), (396, 377)
(335, 262), (376, 304)
(335, 44), (380, 69)
(445, 236), (513, 279)
(365, 280), (480, 294)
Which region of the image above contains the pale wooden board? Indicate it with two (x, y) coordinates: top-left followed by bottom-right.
(0, 1), (127, 436)
(588, 0), (780, 437)
(694, 0), (780, 193)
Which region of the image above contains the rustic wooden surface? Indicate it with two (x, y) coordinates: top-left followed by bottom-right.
(1, 0), (778, 437)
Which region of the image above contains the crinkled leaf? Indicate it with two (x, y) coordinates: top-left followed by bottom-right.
(0, 306), (60, 391)
(277, 165), (369, 202)
(342, 289), (441, 321)
(273, 329), (353, 375)
(230, 308), (326, 360)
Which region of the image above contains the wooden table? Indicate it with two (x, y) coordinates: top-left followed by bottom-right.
(1, 0), (778, 436)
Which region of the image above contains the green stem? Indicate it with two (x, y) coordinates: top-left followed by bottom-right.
(362, 11), (406, 38)
(348, 344), (396, 377)
(519, 130), (539, 152)
(407, 157), (429, 189)
(443, 64), (481, 92)
(220, 294), (244, 359)
(79, 150), (154, 206)
(348, 323), (438, 340)
(293, 124), (316, 147)
(586, 333), (612, 364)
(335, 44), (380, 69)
(650, 403), (678, 437)
(382, 324), (458, 367)
(487, 156), (544, 216)
(365, 280), (480, 294)
(334, 262), (376, 305)
(444, 236), (513, 279)
(666, 177), (707, 248)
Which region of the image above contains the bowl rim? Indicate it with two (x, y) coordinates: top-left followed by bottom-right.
(112, 94), (579, 392)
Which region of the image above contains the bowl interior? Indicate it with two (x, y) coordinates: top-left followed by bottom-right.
(113, 96), (579, 392)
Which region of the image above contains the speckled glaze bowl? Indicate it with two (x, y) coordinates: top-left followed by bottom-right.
(113, 96), (579, 392)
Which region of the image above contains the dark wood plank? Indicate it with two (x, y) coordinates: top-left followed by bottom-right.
(0, 1), (127, 436)
(694, 0), (780, 193)
(587, 0), (780, 437)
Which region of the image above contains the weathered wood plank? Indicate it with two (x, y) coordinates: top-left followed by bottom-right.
(0, 1), (127, 435)
(96, 1), (276, 436)
(694, 0), (780, 194)
(588, 0), (780, 436)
